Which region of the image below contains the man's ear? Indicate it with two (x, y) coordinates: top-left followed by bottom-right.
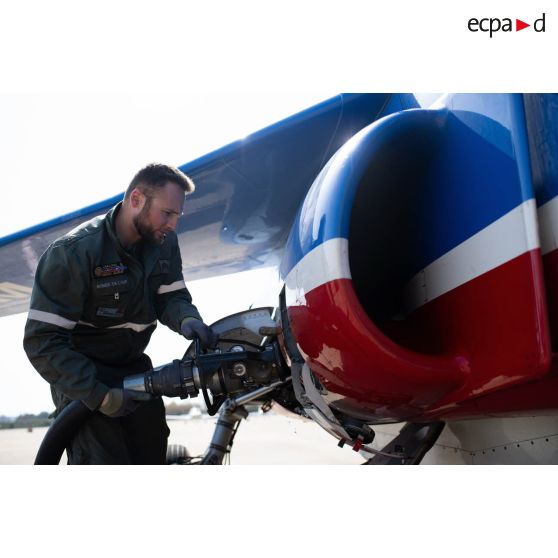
(130, 188), (144, 210)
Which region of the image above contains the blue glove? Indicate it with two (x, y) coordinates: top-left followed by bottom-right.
(99, 388), (153, 418)
(180, 318), (219, 349)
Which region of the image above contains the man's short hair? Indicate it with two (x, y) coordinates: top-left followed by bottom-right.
(125, 163), (195, 199)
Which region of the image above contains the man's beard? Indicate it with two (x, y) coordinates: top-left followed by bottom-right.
(132, 200), (164, 245)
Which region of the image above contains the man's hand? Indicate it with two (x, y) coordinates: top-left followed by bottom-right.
(180, 318), (219, 349)
(99, 388), (153, 418)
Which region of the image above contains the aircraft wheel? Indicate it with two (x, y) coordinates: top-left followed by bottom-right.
(166, 444), (191, 464)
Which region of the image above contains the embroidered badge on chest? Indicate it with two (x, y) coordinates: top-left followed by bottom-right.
(94, 262), (127, 278)
(158, 259), (170, 274)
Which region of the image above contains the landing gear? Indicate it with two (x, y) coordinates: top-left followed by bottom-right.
(166, 444), (191, 465)
(199, 404), (249, 465)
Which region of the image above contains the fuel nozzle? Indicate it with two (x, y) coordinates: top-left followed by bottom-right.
(123, 337), (288, 414)
(123, 358), (199, 399)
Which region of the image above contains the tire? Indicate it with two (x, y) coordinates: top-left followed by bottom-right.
(166, 444), (191, 464)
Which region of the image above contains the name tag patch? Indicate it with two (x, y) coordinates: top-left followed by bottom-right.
(96, 307), (124, 318)
(95, 278), (129, 290)
(94, 262), (127, 277)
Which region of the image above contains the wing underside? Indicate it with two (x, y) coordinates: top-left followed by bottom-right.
(0, 94), (392, 318)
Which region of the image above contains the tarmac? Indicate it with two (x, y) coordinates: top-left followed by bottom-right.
(0, 411), (365, 465)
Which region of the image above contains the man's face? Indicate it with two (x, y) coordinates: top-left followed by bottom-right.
(133, 181), (185, 245)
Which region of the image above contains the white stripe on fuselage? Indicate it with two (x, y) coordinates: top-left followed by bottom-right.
(285, 200), (540, 315)
(285, 238), (351, 305)
(402, 199), (539, 314)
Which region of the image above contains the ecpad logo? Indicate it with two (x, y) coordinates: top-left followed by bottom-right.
(468, 13), (546, 37)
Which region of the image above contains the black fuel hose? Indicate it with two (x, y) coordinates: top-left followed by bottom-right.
(34, 401), (93, 465)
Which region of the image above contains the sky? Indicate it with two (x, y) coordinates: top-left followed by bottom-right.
(0, 93), (328, 416)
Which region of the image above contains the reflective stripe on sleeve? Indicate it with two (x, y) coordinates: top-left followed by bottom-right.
(27, 309), (77, 330)
(78, 320), (157, 333)
(157, 280), (186, 294)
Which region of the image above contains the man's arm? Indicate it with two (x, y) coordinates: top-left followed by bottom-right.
(153, 237), (203, 333)
(23, 242), (109, 410)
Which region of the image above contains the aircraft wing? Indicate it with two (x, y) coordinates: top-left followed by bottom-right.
(0, 93), (395, 318)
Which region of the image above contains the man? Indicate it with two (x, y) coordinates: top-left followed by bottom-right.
(23, 163), (217, 464)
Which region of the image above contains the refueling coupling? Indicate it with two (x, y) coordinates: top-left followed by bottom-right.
(123, 337), (289, 415)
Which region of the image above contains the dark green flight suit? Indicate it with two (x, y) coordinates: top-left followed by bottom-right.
(23, 202), (202, 464)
